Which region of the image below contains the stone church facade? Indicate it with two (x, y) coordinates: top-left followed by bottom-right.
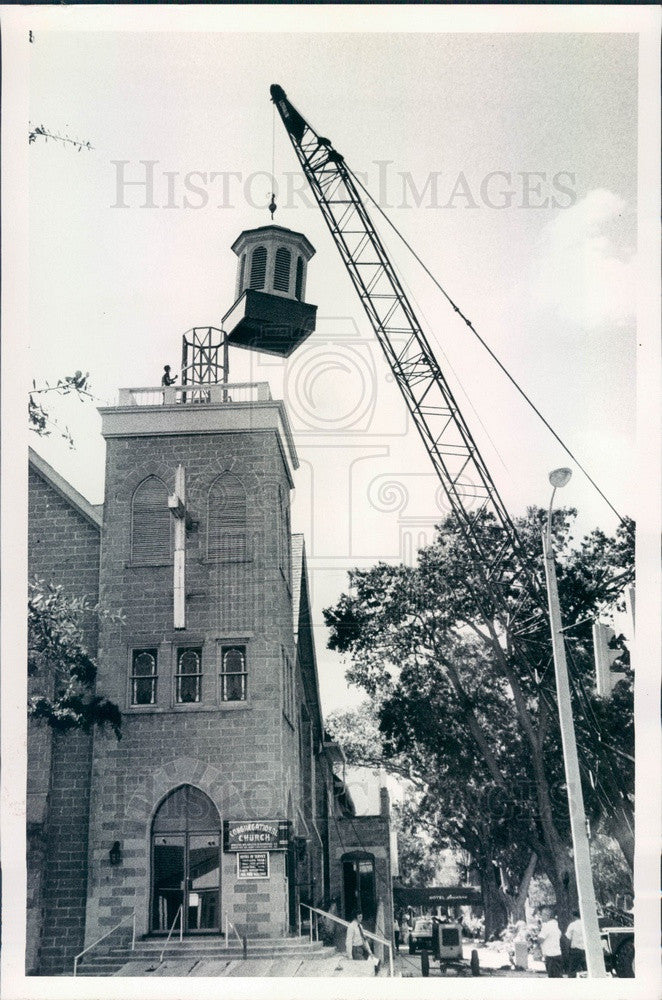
(27, 383), (394, 975)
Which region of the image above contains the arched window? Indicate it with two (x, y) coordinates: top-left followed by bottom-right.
(207, 474), (247, 561)
(221, 645), (247, 701)
(249, 246), (267, 289)
(295, 256), (304, 300)
(131, 476), (171, 563)
(273, 247), (291, 292)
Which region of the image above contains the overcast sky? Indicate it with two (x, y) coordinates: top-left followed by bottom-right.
(25, 24), (643, 713)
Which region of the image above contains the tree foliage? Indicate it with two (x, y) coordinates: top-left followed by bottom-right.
(28, 578), (122, 739)
(29, 371), (93, 447)
(324, 507), (634, 929)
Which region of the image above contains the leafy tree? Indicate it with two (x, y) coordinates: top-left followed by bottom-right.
(324, 507), (634, 931)
(28, 579), (121, 739)
(29, 124), (93, 152)
(29, 371), (93, 447)
(391, 797), (460, 888)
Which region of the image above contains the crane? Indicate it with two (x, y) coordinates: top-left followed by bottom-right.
(270, 83), (542, 623)
(268, 88), (635, 976)
(270, 84), (635, 845)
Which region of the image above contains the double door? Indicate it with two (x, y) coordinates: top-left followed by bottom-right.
(151, 831), (221, 933)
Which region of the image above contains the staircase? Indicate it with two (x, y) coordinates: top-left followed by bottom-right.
(75, 935), (337, 977)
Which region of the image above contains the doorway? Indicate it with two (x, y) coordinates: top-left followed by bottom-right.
(151, 785), (221, 934)
(342, 852), (377, 927)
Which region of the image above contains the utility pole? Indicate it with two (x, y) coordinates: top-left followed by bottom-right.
(542, 468), (607, 978)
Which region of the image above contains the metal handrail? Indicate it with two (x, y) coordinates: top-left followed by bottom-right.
(299, 902), (394, 977)
(73, 911), (136, 976)
(158, 904), (183, 965)
(224, 913), (247, 958)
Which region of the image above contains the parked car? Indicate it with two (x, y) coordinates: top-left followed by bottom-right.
(408, 916), (434, 954)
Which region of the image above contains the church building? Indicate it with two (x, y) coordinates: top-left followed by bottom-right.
(26, 225), (394, 976)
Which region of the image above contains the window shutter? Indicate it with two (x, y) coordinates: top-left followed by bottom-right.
(208, 474), (247, 560)
(274, 247), (291, 292)
(250, 246), (267, 289)
(132, 477), (171, 563)
(295, 256), (304, 300)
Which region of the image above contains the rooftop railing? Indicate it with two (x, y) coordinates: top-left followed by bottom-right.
(117, 382), (272, 407)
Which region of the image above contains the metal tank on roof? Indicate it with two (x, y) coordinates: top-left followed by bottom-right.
(222, 224), (317, 358)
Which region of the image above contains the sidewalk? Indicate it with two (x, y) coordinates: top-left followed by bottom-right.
(394, 942), (546, 978)
(115, 953), (379, 977)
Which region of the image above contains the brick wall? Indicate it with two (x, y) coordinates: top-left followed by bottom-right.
(27, 465), (101, 974)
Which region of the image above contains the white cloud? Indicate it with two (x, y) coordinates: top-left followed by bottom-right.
(532, 189), (635, 330)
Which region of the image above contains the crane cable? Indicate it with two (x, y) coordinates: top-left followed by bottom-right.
(346, 167), (629, 530)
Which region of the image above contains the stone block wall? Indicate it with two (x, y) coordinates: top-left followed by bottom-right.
(328, 793), (395, 946)
(84, 427), (298, 943)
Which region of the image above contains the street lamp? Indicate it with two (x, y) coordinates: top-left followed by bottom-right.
(542, 467), (607, 977)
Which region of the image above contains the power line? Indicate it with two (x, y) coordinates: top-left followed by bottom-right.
(347, 167), (629, 529)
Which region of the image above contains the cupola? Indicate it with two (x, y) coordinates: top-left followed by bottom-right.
(222, 225), (317, 358)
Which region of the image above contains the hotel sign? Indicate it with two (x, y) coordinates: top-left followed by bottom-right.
(224, 820), (289, 851)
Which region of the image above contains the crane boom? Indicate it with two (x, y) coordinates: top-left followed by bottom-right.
(270, 84), (540, 608)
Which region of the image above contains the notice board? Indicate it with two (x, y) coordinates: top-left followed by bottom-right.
(237, 851), (270, 879)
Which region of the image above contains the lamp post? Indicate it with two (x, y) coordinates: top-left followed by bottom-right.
(542, 468), (607, 977)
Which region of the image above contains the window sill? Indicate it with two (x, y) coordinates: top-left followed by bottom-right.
(126, 702), (252, 714)
(126, 560), (172, 569)
(201, 557), (253, 566)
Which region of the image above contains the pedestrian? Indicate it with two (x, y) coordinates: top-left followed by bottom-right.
(345, 912), (380, 974)
(538, 908), (564, 978)
(565, 910), (586, 977)
(393, 914), (401, 954)
(161, 364), (177, 386)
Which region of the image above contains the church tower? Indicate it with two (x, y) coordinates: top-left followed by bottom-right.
(83, 226), (320, 943)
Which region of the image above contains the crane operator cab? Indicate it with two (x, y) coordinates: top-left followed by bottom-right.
(222, 225), (317, 357)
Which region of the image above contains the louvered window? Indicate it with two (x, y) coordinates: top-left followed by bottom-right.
(131, 648), (157, 705)
(249, 246), (267, 289)
(273, 247), (291, 293)
(131, 476), (171, 563)
(176, 647), (202, 704)
(238, 253), (246, 292)
(207, 474), (247, 561)
(221, 645), (247, 701)
(295, 256), (304, 300)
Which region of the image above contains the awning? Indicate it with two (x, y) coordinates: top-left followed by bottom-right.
(393, 885), (483, 908)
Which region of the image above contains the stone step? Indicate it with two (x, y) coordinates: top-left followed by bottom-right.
(106, 938), (328, 955)
(77, 940), (336, 975)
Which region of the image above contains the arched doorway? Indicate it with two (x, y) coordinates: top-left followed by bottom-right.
(151, 785), (221, 934)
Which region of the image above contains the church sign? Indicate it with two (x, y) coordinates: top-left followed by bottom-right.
(237, 852), (270, 880)
(223, 820), (289, 851)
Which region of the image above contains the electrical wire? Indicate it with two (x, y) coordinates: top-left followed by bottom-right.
(346, 166), (629, 529)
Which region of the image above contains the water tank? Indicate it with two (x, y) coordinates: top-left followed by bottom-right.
(222, 225), (317, 358)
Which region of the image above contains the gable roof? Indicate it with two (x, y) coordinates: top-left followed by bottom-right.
(291, 533), (323, 732)
(29, 447), (102, 529)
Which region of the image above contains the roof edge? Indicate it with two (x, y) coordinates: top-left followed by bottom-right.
(29, 447), (102, 530)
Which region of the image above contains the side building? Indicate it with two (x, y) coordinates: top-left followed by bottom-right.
(27, 381), (394, 975)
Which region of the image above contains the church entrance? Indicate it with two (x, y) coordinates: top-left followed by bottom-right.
(150, 785), (221, 934)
